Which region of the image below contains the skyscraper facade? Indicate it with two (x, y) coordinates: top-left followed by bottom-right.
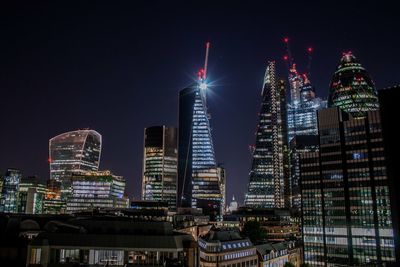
(217, 164), (226, 214)
(301, 107), (395, 266)
(289, 135), (319, 209)
(49, 129), (102, 202)
(287, 80), (327, 142)
(177, 83), (222, 217)
(66, 170), (127, 212)
(18, 176), (46, 214)
(0, 168), (22, 213)
(245, 61), (289, 208)
(328, 52), (379, 118)
(142, 126), (178, 210)
(378, 86), (400, 263)
(43, 179), (64, 214)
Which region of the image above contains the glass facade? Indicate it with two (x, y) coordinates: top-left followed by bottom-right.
(0, 168), (22, 213)
(300, 107), (395, 266)
(289, 135), (319, 209)
(287, 82), (327, 142)
(328, 52), (379, 118)
(18, 176), (46, 214)
(178, 83), (223, 218)
(49, 129), (102, 184)
(245, 61), (289, 208)
(43, 179), (65, 214)
(66, 170), (127, 212)
(142, 126), (178, 210)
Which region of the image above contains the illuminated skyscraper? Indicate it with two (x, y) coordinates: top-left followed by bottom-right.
(142, 126), (178, 210)
(301, 107), (395, 266)
(66, 170), (127, 212)
(245, 61), (289, 208)
(288, 135), (318, 209)
(49, 129), (102, 201)
(287, 78), (327, 142)
(177, 83), (223, 217)
(177, 43), (223, 219)
(328, 51), (379, 117)
(0, 168), (22, 213)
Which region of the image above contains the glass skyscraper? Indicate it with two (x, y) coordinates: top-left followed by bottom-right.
(328, 52), (379, 118)
(49, 129), (102, 181)
(177, 82), (223, 218)
(0, 168), (22, 213)
(300, 107), (395, 266)
(245, 61), (289, 208)
(142, 126), (178, 210)
(66, 170), (127, 213)
(49, 129), (102, 201)
(289, 135), (319, 209)
(287, 80), (327, 142)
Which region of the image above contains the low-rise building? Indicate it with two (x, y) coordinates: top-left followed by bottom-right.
(66, 170), (128, 212)
(199, 228), (258, 267)
(223, 208), (301, 241)
(18, 176), (46, 214)
(27, 217), (197, 267)
(256, 241), (302, 267)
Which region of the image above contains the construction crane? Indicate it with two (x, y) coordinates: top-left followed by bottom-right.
(198, 41), (210, 82)
(283, 37), (294, 70)
(306, 46), (313, 79)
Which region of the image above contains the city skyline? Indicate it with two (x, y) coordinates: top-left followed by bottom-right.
(2, 1), (400, 204)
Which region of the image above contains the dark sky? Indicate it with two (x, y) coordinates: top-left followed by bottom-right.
(1, 1), (399, 204)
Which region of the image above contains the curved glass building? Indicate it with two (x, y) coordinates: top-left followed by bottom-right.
(49, 130), (102, 184)
(328, 52), (379, 117)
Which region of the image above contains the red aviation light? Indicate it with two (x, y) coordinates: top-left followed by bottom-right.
(283, 55), (289, 61)
(284, 37), (289, 43)
(307, 47), (313, 53)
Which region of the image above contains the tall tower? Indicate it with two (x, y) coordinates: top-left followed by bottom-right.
(329, 51), (379, 117)
(300, 108), (395, 266)
(49, 129), (102, 206)
(49, 129), (102, 182)
(141, 126), (178, 210)
(177, 43), (223, 219)
(245, 61), (288, 208)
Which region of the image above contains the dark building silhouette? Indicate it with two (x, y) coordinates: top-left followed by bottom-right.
(300, 107), (395, 266)
(379, 86), (400, 264)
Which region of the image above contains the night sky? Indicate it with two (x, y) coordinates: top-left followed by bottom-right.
(2, 1), (399, 204)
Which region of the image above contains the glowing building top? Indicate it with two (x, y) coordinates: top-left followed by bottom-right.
(177, 43), (223, 219)
(49, 129), (102, 182)
(245, 61), (288, 208)
(328, 51), (379, 117)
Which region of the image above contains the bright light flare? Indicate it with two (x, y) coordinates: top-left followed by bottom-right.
(199, 82), (208, 90)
